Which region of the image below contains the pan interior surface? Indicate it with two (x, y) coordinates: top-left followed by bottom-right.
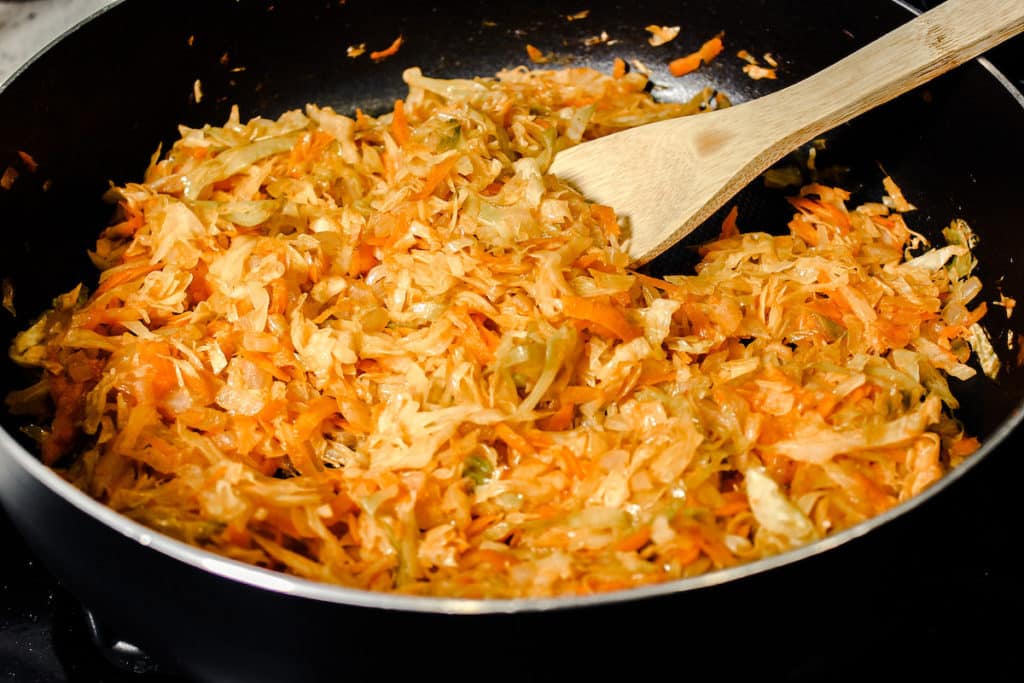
(0, 0), (1023, 615)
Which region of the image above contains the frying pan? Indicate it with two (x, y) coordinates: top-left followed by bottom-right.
(1, 0), (1022, 680)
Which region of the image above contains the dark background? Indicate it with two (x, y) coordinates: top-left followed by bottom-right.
(2, 1), (1024, 681)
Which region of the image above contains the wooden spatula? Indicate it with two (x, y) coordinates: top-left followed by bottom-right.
(549, 0), (1024, 266)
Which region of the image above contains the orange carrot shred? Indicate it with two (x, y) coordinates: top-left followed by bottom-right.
(93, 262), (162, 297)
(391, 99), (411, 146)
(354, 108), (372, 128)
(615, 526), (651, 552)
(788, 216), (820, 246)
(713, 499), (749, 517)
(495, 423), (534, 456)
(631, 272), (681, 293)
(669, 34), (725, 77)
(293, 396), (339, 440)
(699, 35), (724, 62)
(562, 296), (641, 341)
(412, 154), (459, 200)
(370, 35), (403, 62)
(612, 57), (627, 79)
(526, 44), (550, 64)
(465, 549), (513, 570)
(668, 53), (702, 77)
(591, 204), (620, 237)
(698, 533), (734, 567)
(348, 243), (379, 277)
(17, 150), (38, 173)
(949, 436), (981, 458)
(538, 401), (575, 431)
(239, 349), (291, 382)
(720, 205), (740, 238)
(561, 385), (604, 404)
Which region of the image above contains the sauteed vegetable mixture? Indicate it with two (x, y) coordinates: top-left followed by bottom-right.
(6, 64), (995, 597)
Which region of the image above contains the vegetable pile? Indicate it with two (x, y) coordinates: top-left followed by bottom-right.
(6, 64), (994, 598)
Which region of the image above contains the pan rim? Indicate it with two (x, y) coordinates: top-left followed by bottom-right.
(1, 0), (1023, 615)
(0, 0), (125, 94)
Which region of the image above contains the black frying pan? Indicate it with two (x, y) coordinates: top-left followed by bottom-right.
(1, 1), (1023, 680)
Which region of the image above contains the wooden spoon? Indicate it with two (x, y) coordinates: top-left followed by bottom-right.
(549, 0), (1024, 266)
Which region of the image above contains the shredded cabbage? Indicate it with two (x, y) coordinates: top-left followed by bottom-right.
(5, 64), (995, 598)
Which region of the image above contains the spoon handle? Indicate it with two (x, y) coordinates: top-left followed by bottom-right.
(758, 0), (1024, 156)
(549, 0), (1024, 266)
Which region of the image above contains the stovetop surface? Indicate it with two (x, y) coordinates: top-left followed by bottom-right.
(2, 1), (1024, 681)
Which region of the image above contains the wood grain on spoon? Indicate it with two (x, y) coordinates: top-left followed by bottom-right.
(549, 0), (1024, 266)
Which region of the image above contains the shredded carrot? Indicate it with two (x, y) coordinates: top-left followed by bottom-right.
(104, 207), (145, 238)
(673, 542), (703, 566)
(668, 53), (702, 77)
(136, 341), (178, 399)
(465, 548), (512, 570)
(293, 396), (339, 440)
(538, 385), (603, 430)
(573, 253), (616, 272)
(455, 308), (497, 364)
(495, 423), (535, 456)
(699, 35), (725, 62)
(239, 349), (291, 382)
(412, 154), (459, 200)
(713, 498), (749, 517)
(524, 429), (554, 450)
(590, 204), (620, 237)
(668, 34), (724, 77)
(370, 35), (404, 62)
(17, 150), (38, 173)
(949, 436), (981, 458)
(526, 44), (550, 64)
(631, 272), (681, 293)
(788, 215), (820, 246)
(465, 514), (502, 538)
(611, 57), (627, 79)
(348, 243), (378, 278)
(814, 393), (839, 419)
(842, 384), (873, 406)
(964, 301), (988, 328)
(354, 108), (372, 128)
(469, 312), (501, 351)
(720, 205), (740, 238)
(538, 401), (574, 431)
(391, 99), (411, 146)
(93, 262), (162, 297)
(698, 532), (734, 567)
(788, 196), (851, 233)
(561, 296), (641, 341)
(1, 166), (18, 190)
(615, 526), (651, 552)
(378, 151), (395, 186)
(561, 385), (604, 404)
(636, 360), (677, 387)
(560, 447), (586, 479)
